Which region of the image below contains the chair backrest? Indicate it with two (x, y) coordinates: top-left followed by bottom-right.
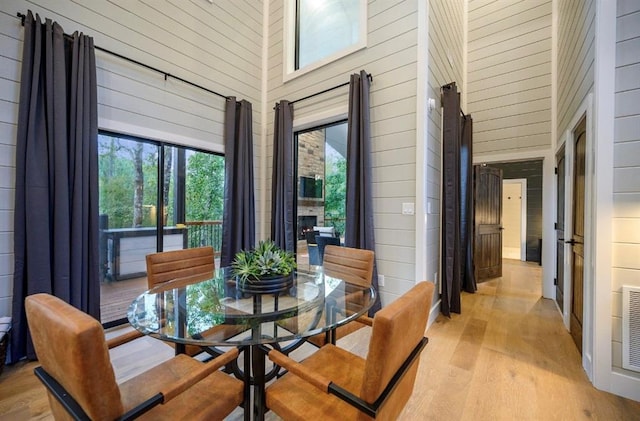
(360, 282), (434, 420)
(323, 245), (374, 287)
(146, 246), (215, 288)
(25, 294), (123, 420)
(316, 236), (341, 264)
(313, 226), (336, 237)
(305, 230), (319, 245)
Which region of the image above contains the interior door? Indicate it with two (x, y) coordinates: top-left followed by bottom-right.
(474, 165), (503, 281)
(569, 117), (586, 353)
(556, 147), (566, 312)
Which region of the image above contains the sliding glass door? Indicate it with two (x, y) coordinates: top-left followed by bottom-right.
(98, 132), (224, 325)
(295, 121), (347, 270)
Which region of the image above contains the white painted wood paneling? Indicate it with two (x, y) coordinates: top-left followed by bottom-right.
(266, 0), (424, 305)
(612, 0), (640, 374)
(467, 0), (552, 158)
(0, 1), (263, 317)
(557, 0), (595, 136)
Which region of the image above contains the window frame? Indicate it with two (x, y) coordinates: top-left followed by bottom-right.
(283, 0), (368, 82)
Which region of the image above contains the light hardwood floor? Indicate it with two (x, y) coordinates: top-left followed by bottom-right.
(1, 259), (639, 420)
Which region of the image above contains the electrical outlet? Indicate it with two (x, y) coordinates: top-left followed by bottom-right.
(378, 274), (385, 287)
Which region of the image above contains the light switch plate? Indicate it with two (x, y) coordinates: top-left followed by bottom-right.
(402, 202), (415, 215)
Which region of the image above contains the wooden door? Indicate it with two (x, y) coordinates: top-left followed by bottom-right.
(556, 147), (566, 312)
(474, 165), (503, 281)
(570, 117), (586, 353)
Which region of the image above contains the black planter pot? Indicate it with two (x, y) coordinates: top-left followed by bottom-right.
(237, 273), (294, 295)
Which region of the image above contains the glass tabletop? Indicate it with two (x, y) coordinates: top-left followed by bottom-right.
(127, 268), (376, 347)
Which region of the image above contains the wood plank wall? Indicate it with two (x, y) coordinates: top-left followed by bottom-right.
(266, 0), (421, 305)
(467, 0), (552, 157)
(557, 0), (595, 138)
(612, 0), (640, 375)
(0, 0), (263, 317)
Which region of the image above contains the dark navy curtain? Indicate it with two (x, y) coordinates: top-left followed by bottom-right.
(441, 82), (475, 317)
(221, 98), (256, 266)
(345, 70), (381, 314)
(270, 100), (295, 253)
(12, 11), (99, 361)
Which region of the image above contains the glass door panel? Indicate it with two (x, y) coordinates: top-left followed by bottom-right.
(184, 149), (225, 264)
(98, 133), (159, 324)
(295, 121), (347, 271)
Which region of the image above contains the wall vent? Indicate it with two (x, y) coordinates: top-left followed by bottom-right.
(622, 285), (640, 373)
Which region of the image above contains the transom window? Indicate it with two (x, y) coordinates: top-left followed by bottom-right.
(285, 0), (367, 79)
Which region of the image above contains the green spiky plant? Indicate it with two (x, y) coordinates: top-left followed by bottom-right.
(231, 240), (296, 285)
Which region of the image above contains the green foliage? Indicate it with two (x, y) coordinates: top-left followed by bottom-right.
(231, 240), (297, 284)
(186, 278), (225, 335)
(324, 148), (347, 235)
(186, 152), (225, 221)
(99, 134), (225, 230)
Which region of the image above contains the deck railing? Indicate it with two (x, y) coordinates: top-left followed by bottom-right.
(184, 220), (223, 256)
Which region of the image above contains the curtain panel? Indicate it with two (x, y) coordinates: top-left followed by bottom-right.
(345, 70), (381, 314)
(460, 113), (476, 294)
(270, 100), (296, 253)
(221, 98), (256, 266)
(441, 82), (476, 317)
(12, 11), (99, 361)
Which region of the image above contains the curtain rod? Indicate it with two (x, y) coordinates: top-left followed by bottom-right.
(16, 12), (230, 101)
(276, 73), (373, 109)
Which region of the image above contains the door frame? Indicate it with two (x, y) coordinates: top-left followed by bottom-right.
(473, 151), (554, 301)
(556, 94), (595, 379)
(554, 145), (567, 315)
(502, 179), (527, 261)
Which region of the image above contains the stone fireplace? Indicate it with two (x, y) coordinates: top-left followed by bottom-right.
(297, 215), (318, 240)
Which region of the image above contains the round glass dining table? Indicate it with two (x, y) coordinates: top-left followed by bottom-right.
(128, 268), (376, 421)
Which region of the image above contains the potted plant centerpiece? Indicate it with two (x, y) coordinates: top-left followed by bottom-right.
(231, 240), (296, 294)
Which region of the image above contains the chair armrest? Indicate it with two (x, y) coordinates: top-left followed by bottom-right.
(34, 367), (93, 421)
(268, 349), (331, 392)
(328, 337), (429, 418)
(106, 329), (144, 349)
(355, 315), (373, 326)
(159, 348), (240, 402)
(35, 365), (165, 421)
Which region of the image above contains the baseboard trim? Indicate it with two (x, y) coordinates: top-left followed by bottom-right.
(610, 370), (640, 402)
(428, 298), (441, 329)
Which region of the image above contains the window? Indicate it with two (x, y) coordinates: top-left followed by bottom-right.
(296, 121), (347, 268)
(285, 0), (367, 78)
(98, 132), (224, 325)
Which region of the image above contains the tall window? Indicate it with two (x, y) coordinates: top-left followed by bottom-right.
(286, 0), (367, 77)
(296, 121), (347, 268)
(98, 132), (224, 325)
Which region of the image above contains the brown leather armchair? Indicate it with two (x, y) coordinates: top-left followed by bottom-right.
(266, 281), (434, 420)
(107, 247), (220, 351)
(145, 246), (215, 288)
(25, 293), (244, 421)
(308, 245), (375, 347)
(143, 246), (246, 358)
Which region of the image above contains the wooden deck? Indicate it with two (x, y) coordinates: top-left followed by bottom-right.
(100, 276), (149, 324)
(100, 244), (312, 325)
